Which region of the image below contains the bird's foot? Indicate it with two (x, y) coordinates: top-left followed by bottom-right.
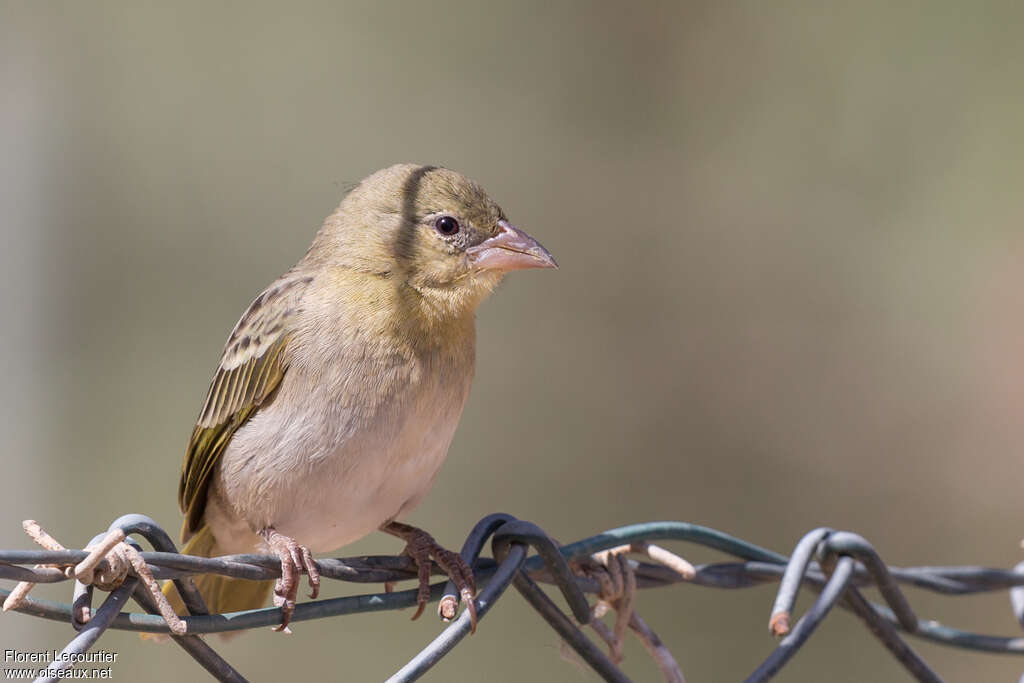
(259, 528), (320, 633)
(381, 521), (478, 633)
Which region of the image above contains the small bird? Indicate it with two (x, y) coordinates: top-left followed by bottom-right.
(166, 164), (556, 632)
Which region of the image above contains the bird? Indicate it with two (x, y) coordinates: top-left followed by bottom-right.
(164, 163), (557, 633)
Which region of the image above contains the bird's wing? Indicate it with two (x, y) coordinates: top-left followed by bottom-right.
(179, 274), (314, 538)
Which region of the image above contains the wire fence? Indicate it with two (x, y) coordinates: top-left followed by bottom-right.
(2, 512), (1024, 682)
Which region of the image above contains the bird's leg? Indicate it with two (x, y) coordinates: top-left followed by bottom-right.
(380, 521), (478, 632)
(258, 527), (320, 633)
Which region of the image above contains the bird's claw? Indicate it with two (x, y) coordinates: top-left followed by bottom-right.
(260, 528), (320, 632)
(385, 522), (478, 633)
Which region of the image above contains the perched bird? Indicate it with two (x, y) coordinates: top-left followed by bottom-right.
(166, 164), (556, 632)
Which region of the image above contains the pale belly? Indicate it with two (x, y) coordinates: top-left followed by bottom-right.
(208, 360), (471, 554)
(266, 418), (457, 552)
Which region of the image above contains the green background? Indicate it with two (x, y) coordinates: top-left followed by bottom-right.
(2, 2), (1024, 681)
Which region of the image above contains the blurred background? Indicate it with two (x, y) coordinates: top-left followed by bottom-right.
(2, 2), (1023, 681)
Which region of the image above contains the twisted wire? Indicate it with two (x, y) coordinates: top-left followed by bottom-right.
(3, 515), (1024, 682)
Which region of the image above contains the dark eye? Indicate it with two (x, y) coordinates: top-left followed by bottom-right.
(434, 216), (460, 236)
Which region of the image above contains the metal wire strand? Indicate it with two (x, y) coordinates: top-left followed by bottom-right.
(438, 512), (515, 619)
(768, 527), (833, 637)
(747, 555), (856, 682)
(108, 514), (209, 617)
(822, 531), (918, 633)
(3, 516), (1024, 683)
(35, 578), (138, 683)
(387, 540), (527, 682)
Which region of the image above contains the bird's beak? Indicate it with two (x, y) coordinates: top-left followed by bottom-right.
(466, 220), (558, 272)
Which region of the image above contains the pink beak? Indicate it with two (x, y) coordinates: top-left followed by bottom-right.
(466, 220), (558, 272)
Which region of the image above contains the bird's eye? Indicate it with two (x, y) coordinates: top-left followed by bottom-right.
(434, 216), (460, 236)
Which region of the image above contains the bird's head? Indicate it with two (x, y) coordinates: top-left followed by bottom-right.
(310, 164), (557, 325)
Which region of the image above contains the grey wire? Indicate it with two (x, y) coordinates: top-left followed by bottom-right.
(492, 519), (592, 624)
(747, 556), (855, 682)
(108, 514), (210, 617)
(34, 577), (138, 683)
(768, 527), (832, 635)
(439, 512), (515, 616)
(131, 583), (248, 683)
(841, 586), (941, 682)
(387, 541), (526, 682)
(3, 516), (1024, 682)
(1010, 562), (1024, 628)
(508, 569), (630, 683)
(823, 531), (918, 633)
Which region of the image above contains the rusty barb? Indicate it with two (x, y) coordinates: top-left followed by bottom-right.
(2, 515), (1024, 683)
(4, 520), (185, 636)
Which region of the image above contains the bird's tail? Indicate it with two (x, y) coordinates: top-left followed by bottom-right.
(140, 525), (274, 641)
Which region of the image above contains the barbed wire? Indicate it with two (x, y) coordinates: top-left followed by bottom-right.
(2, 513), (1024, 682)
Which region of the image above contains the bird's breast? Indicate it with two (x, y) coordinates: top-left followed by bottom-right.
(213, 339), (475, 553)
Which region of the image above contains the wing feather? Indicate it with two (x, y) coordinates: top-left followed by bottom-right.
(178, 275), (313, 538)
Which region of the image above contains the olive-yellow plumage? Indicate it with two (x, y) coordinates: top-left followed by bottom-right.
(165, 164), (556, 629)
